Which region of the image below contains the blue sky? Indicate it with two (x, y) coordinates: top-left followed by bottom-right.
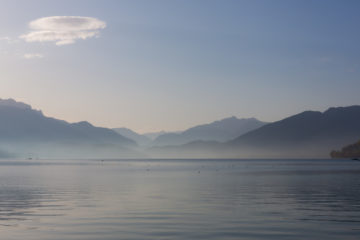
(0, 0), (359, 132)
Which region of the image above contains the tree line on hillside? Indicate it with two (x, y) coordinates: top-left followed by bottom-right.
(330, 140), (360, 158)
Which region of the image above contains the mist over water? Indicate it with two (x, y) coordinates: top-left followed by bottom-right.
(0, 159), (359, 240)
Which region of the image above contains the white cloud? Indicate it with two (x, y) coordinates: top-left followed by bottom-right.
(20, 16), (106, 46)
(23, 53), (44, 59)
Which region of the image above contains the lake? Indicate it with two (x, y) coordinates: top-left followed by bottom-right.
(0, 159), (360, 240)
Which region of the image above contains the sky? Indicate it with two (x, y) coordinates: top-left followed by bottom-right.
(0, 0), (360, 133)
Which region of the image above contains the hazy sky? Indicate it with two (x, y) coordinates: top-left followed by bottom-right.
(1, 0), (359, 133)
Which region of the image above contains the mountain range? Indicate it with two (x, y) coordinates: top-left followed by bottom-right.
(143, 131), (170, 140)
(228, 106), (360, 157)
(152, 117), (267, 146)
(113, 117), (266, 147)
(113, 128), (152, 146)
(0, 99), (137, 158)
(1, 98), (359, 159)
(149, 106), (360, 158)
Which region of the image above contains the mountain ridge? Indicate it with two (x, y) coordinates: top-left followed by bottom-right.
(152, 116), (267, 146)
(148, 106), (360, 158)
(0, 99), (138, 158)
(1, 98), (359, 159)
(112, 127), (151, 146)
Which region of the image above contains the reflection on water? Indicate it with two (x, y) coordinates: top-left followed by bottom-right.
(0, 159), (360, 239)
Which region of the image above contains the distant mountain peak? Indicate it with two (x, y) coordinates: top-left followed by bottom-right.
(324, 105), (360, 114)
(72, 121), (93, 128)
(223, 116), (259, 121)
(0, 98), (32, 110)
(227, 116), (238, 120)
(152, 116), (267, 146)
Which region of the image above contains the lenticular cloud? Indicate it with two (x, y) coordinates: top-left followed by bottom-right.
(20, 16), (106, 46)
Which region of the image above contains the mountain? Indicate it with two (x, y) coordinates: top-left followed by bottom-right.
(152, 117), (267, 146)
(148, 106), (360, 158)
(227, 106), (360, 158)
(3, 98), (359, 159)
(71, 122), (135, 146)
(143, 131), (172, 140)
(330, 140), (360, 158)
(113, 127), (151, 146)
(0, 99), (138, 158)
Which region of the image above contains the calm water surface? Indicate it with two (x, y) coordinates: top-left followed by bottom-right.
(0, 159), (360, 239)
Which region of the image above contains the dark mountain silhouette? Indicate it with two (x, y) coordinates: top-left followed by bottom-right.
(113, 127), (151, 146)
(330, 140), (360, 158)
(152, 117), (267, 146)
(227, 106), (360, 158)
(0, 99), (137, 158)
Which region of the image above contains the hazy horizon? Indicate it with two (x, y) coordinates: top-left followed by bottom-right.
(1, 0), (360, 133)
